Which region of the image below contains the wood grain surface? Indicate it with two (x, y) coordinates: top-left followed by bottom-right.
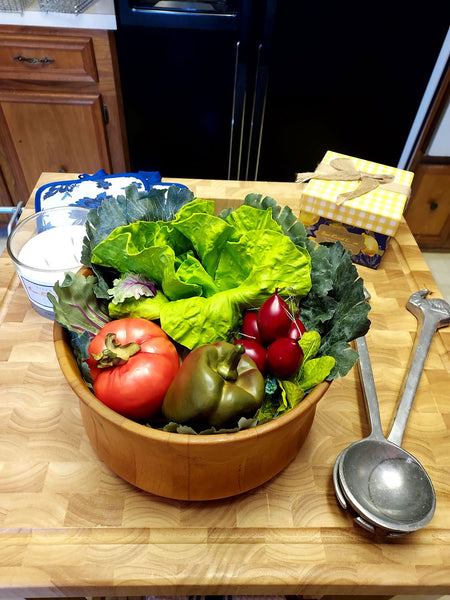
(0, 173), (449, 597)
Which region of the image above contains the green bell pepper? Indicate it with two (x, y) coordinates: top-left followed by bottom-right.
(162, 341), (265, 428)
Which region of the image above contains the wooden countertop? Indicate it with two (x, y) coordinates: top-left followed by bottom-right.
(1, 173), (450, 597)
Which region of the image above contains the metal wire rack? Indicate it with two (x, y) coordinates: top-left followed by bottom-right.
(0, 0), (33, 12)
(38, 0), (95, 13)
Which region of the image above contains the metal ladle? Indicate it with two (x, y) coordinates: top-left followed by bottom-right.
(336, 289), (450, 534)
(332, 335), (389, 533)
(333, 289), (372, 520)
(333, 287), (381, 530)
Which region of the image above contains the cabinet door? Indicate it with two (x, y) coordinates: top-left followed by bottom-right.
(405, 163), (450, 250)
(0, 90), (112, 201)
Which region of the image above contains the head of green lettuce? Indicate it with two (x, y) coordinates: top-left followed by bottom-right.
(90, 198), (312, 350)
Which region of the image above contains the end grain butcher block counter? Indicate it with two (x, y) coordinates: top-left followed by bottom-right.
(1, 173), (450, 598)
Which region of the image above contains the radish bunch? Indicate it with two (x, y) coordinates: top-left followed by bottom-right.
(234, 291), (306, 379)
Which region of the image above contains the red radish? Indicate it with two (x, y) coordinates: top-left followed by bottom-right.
(257, 291), (292, 343)
(266, 337), (303, 379)
(242, 311), (263, 344)
(288, 312), (307, 340)
(234, 338), (267, 374)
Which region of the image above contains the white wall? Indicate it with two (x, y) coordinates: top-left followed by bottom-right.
(427, 99), (450, 156)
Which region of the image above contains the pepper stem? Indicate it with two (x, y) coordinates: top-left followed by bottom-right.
(217, 344), (245, 381)
(91, 333), (141, 369)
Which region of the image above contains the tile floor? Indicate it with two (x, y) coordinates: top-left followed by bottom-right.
(422, 252), (450, 302)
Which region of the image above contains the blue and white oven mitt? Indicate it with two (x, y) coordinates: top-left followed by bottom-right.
(34, 170), (187, 212)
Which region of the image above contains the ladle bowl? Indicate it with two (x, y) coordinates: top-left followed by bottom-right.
(338, 438), (436, 533)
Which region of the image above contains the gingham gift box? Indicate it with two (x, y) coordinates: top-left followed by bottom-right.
(296, 150), (414, 268)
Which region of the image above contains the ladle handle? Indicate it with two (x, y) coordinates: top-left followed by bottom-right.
(355, 335), (384, 439)
(387, 312), (438, 446)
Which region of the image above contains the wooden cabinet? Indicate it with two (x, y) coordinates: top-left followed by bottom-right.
(404, 163), (450, 249)
(0, 25), (129, 207)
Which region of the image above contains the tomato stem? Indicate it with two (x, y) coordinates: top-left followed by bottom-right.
(91, 332), (141, 369)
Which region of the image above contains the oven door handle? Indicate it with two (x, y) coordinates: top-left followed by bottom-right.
(228, 40), (247, 180)
(243, 0), (276, 180)
(244, 41), (268, 181)
(119, 4), (238, 30)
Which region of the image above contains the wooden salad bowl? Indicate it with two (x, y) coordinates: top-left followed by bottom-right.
(53, 319), (330, 501)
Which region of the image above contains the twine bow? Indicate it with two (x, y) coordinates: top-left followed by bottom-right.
(296, 157), (409, 205)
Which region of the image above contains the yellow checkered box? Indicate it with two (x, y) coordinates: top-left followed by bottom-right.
(297, 151), (414, 268)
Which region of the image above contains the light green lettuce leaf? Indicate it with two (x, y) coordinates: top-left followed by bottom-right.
(91, 223), (201, 301)
(224, 204), (283, 238)
(297, 356), (336, 392)
(298, 330), (322, 363)
(214, 229), (311, 293)
(296, 330), (335, 390)
(160, 291), (241, 349)
(279, 379), (306, 411)
(171, 197), (234, 276)
(175, 251), (220, 297)
(108, 290), (169, 321)
(173, 196), (215, 219)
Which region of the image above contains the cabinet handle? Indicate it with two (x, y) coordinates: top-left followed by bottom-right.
(429, 201), (439, 211)
(102, 104), (109, 125)
(13, 55), (55, 64)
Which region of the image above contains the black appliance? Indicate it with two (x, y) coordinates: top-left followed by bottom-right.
(114, 0), (450, 181)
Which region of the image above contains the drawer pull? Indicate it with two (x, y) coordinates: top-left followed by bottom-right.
(13, 55), (55, 64)
(429, 201), (439, 211)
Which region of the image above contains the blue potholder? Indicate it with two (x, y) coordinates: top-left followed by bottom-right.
(34, 170), (186, 212)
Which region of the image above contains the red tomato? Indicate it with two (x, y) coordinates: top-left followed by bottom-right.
(87, 318), (179, 420)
